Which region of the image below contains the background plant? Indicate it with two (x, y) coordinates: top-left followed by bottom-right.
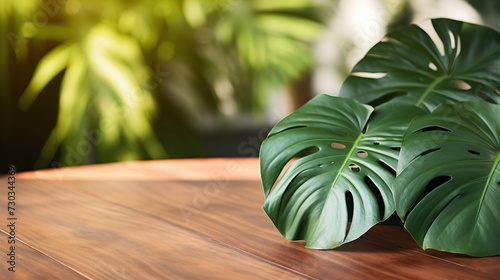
(1, 0), (324, 170)
(4, 0), (499, 173)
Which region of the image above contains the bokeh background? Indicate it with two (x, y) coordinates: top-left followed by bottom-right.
(1, 0), (499, 173)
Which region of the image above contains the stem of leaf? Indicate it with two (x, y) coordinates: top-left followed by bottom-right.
(415, 75), (448, 107)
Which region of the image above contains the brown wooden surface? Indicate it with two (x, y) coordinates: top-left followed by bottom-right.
(1, 158), (499, 279)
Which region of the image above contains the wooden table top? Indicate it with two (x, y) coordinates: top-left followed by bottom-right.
(1, 158), (499, 279)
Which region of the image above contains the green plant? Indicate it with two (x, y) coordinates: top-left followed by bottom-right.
(3, 0), (323, 169)
(339, 18), (500, 111)
(260, 18), (500, 257)
(394, 101), (500, 257)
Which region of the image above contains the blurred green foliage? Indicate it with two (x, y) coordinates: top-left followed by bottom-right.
(1, 0), (324, 170)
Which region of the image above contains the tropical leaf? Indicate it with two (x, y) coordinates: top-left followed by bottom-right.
(27, 23), (169, 167)
(261, 94), (426, 249)
(394, 101), (500, 257)
(339, 18), (500, 112)
(214, 0), (323, 110)
(18, 44), (73, 110)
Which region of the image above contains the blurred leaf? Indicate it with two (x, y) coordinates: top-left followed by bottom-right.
(256, 15), (322, 41)
(183, 0), (207, 28)
(213, 0), (324, 110)
(19, 44), (73, 110)
(7, 0), (323, 168)
(253, 0), (316, 10)
(29, 22), (168, 167)
(35, 51), (88, 167)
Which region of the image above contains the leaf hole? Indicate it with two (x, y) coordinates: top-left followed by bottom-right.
(269, 147), (318, 193)
(468, 150), (480, 155)
(378, 160), (396, 177)
(368, 91), (408, 107)
(267, 125), (307, 139)
(427, 175), (452, 191)
(421, 126), (452, 133)
(455, 35), (462, 59)
(416, 176), (452, 206)
(345, 191), (354, 223)
(349, 164), (360, 172)
(331, 143), (346, 149)
(416, 175), (452, 201)
(452, 80), (471, 90)
(334, 130), (348, 136)
(373, 142), (381, 145)
(294, 147), (320, 158)
(389, 147), (401, 152)
(428, 62), (438, 71)
(448, 29), (456, 49)
(420, 21), (444, 56)
(364, 176), (385, 220)
(419, 148), (441, 157)
(357, 151), (368, 158)
(351, 72), (387, 79)
(405, 175), (453, 221)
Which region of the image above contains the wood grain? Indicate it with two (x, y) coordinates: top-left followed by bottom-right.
(1, 179), (304, 279)
(1, 158), (499, 279)
(0, 232), (88, 279)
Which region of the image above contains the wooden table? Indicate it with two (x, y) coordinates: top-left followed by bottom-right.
(1, 158), (499, 279)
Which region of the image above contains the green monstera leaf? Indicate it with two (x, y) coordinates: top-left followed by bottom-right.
(260, 94), (426, 249)
(394, 101), (500, 257)
(340, 18), (500, 112)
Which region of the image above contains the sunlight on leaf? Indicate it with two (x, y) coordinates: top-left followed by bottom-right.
(19, 44), (73, 110)
(257, 15), (322, 41)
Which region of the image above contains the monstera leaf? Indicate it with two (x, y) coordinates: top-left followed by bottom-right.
(340, 18), (500, 112)
(260, 94), (426, 249)
(394, 101), (500, 257)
